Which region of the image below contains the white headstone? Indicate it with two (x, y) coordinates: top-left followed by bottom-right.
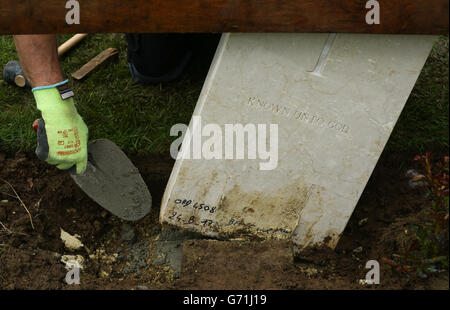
(160, 33), (436, 251)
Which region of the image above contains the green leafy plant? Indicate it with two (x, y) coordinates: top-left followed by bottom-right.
(384, 153), (449, 277)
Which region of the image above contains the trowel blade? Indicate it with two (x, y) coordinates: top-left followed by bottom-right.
(71, 139), (152, 221)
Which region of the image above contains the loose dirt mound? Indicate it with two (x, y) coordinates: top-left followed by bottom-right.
(0, 151), (448, 289)
(177, 240), (295, 290)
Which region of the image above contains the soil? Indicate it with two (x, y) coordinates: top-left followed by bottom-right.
(0, 150), (448, 290)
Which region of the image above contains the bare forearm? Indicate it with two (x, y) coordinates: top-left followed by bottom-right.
(13, 34), (63, 88)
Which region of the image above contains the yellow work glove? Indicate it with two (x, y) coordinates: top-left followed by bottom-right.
(32, 80), (88, 174)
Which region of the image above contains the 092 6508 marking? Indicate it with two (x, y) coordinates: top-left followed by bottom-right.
(174, 198), (217, 213)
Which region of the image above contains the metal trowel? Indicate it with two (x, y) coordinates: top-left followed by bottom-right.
(71, 139), (152, 221)
(33, 120), (152, 221)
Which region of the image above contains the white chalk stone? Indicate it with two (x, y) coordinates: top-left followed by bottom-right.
(60, 228), (84, 251)
(160, 33), (436, 251)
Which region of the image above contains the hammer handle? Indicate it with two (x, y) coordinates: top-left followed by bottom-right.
(58, 34), (88, 57)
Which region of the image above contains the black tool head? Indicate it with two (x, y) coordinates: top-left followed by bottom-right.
(3, 60), (28, 87)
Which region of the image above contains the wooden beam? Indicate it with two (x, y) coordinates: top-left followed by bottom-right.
(1, 0), (448, 35)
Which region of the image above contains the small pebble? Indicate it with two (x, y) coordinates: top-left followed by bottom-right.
(405, 169), (420, 178)
(353, 246), (363, 254)
(60, 228), (84, 251)
(358, 218), (368, 227)
(406, 169), (427, 188)
(99, 270), (109, 278)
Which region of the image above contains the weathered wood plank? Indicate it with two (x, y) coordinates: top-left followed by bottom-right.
(1, 0), (448, 35)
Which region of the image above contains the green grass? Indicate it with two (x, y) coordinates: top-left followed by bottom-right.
(387, 36), (449, 154)
(0, 33), (211, 156)
(0, 34), (448, 157)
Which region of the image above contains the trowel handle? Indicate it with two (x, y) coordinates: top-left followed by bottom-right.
(32, 119), (40, 133)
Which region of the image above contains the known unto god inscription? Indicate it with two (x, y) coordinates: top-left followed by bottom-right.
(246, 97), (351, 134)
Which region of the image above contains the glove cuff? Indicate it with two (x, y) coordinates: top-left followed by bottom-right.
(32, 80), (77, 117)
(32, 79), (69, 92)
